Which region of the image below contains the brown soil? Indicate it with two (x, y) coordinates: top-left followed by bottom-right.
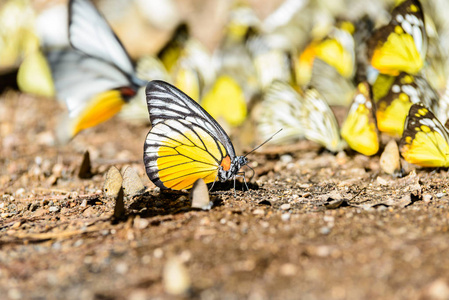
(2, 90), (449, 300)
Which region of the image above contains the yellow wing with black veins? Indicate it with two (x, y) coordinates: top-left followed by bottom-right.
(367, 0), (427, 76)
(400, 104), (449, 167)
(144, 119), (228, 190)
(374, 72), (438, 137)
(341, 82), (379, 156)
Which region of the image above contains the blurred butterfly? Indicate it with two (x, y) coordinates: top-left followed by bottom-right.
(301, 87), (346, 152)
(201, 75), (247, 127)
(257, 80), (345, 152)
(341, 82), (380, 156)
(367, 0), (427, 76)
(48, 0), (146, 141)
(144, 80), (250, 191)
(296, 22), (356, 86)
(400, 103), (449, 167)
(257, 80), (305, 145)
(373, 72), (439, 137)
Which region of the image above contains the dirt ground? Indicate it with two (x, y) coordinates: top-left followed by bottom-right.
(2, 89), (449, 300)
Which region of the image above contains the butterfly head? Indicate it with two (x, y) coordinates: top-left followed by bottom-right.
(218, 155), (248, 182)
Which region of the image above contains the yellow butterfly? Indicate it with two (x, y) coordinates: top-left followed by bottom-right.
(373, 72), (439, 137)
(295, 22), (356, 87)
(367, 0), (427, 76)
(400, 103), (449, 167)
(201, 75), (247, 127)
(341, 82), (380, 156)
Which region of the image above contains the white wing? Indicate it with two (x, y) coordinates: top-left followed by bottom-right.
(258, 81), (304, 144)
(46, 49), (131, 116)
(69, 0), (135, 76)
(301, 88), (346, 152)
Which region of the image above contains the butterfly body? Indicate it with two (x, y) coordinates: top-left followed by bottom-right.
(144, 80), (247, 190)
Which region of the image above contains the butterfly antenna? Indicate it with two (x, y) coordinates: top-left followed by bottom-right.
(244, 129), (283, 158)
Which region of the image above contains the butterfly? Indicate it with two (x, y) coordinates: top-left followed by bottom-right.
(341, 82), (380, 156)
(367, 0), (427, 76)
(48, 0), (146, 141)
(143, 80), (250, 191)
(400, 103), (449, 167)
(373, 72), (439, 137)
(257, 80), (345, 152)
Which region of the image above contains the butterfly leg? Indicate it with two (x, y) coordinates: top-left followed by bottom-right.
(234, 171), (250, 194)
(208, 173), (220, 192)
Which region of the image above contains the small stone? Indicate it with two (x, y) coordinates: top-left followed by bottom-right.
(380, 140), (401, 176)
(11, 221), (22, 228)
(280, 154), (293, 164)
(15, 188), (25, 196)
(134, 217), (149, 230)
(280, 203), (291, 210)
(252, 209), (265, 215)
(1, 213), (10, 218)
(80, 199), (88, 207)
(163, 257), (191, 295)
(376, 176), (389, 186)
(423, 194), (433, 203)
(189, 179), (211, 210)
(436, 193), (446, 198)
(281, 213), (291, 221)
(279, 263), (297, 276)
(320, 226), (331, 235)
(115, 262), (128, 274)
(154, 248), (163, 258)
(421, 279), (449, 300)
(78, 150), (93, 179)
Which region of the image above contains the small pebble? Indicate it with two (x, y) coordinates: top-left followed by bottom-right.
(423, 194), (433, 203)
(380, 140), (401, 175)
(376, 176), (388, 186)
(115, 262), (129, 274)
(280, 203), (291, 210)
(281, 213), (291, 221)
(320, 226), (331, 235)
(189, 179), (211, 210)
(252, 209), (265, 215)
(163, 257), (191, 295)
(15, 188), (25, 196)
(436, 193), (446, 198)
(80, 199), (88, 207)
(49, 206), (60, 213)
(154, 248), (164, 258)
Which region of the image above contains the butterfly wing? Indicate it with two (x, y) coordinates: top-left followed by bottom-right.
(46, 49), (134, 140)
(375, 72), (439, 137)
(69, 0), (135, 77)
(341, 82), (380, 156)
(400, 103), (449, 167)
(301, 88), (346, 152)
(144, 80), (237, 190)
(257, 80), (304, 144)
(367, 0), (427, 75)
